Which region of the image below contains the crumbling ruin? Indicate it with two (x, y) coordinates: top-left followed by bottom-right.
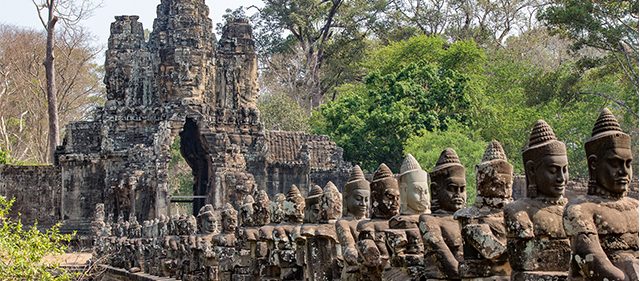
(1, 0), (350, 235)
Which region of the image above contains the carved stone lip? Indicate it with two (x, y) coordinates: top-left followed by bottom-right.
(615, 178), (629, 184)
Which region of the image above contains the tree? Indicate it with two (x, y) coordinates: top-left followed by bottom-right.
(0, 196), (75, 280)
(539, 0), (638, 88)
(32, 0), (101, 163)
(0, 25), (103, 163)
(258, 92), (311, 131)
(248, 0), (387, 111)
(312, 36), (485, 171)
(385, 0), (548, 46)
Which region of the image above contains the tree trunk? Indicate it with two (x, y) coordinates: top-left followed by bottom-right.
(45, 0), (59, 163)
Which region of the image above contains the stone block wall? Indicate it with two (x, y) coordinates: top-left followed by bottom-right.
(0, 165), (62, 228)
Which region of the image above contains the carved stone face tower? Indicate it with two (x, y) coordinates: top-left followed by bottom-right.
(56, 0), (350, 236)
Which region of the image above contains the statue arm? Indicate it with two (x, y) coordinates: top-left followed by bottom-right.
(564, 205), (625, 280)
(571, 232), (625, 280)
(421, 220), (459, 277)
(463, 223), (507, 260)
(504, 205), (534, 239)
(336, 220), (358, 265)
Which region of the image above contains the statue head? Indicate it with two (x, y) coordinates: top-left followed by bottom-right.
(270, 193), (286, 224)
(342, 165), (370, 220)
(522, 120), (568, 200)
(371, 163), (400, 219)
(304, 185), (324, 223)
(221, 203), (238, 233)
(321, 181), (342, 223)
(476, 140), (513, 204)
(253, 190), (271, 226)
(585, 108), (633, 198)
(285, 185), (305, 223)
(197, 204), (217, 235)
(240, 195), (255, 227)
(429, 148), (467, 213)
(398, 155), (430, 215)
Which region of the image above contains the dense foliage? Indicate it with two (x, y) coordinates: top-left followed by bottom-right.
(0, 196), (75, 280)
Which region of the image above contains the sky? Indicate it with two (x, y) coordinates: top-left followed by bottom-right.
(0, 0), (262, 53)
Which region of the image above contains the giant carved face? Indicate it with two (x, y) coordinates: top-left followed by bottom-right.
(439, 176), (467, 212)
(528, 155), (568, 199)
(200, 213), (216, 234)
(346, 189), (370, 219)
(401, 172), (430, 214)
(372, 179), (400, 218)
(592, 147), (633, 194)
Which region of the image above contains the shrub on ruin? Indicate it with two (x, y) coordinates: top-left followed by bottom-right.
(0, 196), (75, 280)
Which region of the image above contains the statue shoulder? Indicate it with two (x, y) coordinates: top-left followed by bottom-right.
(504, 199), (534, 238)
(563, 197), (597, 236)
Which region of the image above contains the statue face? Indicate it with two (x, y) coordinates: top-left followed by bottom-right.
(592, 147), (633, 194)
(405, 178), (429, 213)
(346, 189), (370, 218)
(304, 201), (322, 223)
(201, 214), (216, 234)
(223, 215), (237, 233)
(376, 184), (400, 217)
(436, 176), (467, 212)
(530, 155), (568, 198)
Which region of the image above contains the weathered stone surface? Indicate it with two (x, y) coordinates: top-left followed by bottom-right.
(564, 108), (639, 281)
(454, 141), (512, 280)
(419, 148), (467, 280)
(504, 120), (571, 281)
(0, 0), (351, 237)
(0, 165), (62, 229)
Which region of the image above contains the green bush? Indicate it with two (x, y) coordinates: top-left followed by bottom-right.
(0, 196), (75, 280)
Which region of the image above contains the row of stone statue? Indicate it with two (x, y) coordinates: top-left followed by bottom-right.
(92, 108), (638, 281)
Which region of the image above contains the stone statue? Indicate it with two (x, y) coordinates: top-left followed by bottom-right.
(274, 185), (305, 280)
(563, 108), (638, 280)
(454, 140), (512, 280)
(302, 183), (342, 281)
(335, 165), (371, 281)
(504, 120), (571, 281)
(357, 163), (399, 281)
(197, 204), (217, 235)
(399, 154), (431, 216)
(240, 195), (255, 227)
(270, 193), (287, 224)
(213, 203), (239, 280)
(253, 190), (271, 226)
(321, 181), (342, 224)
(419, 148), (466, 280)
(304, 184), (324, 224)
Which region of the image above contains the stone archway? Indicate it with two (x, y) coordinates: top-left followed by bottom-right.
(172, 117), (210, 216)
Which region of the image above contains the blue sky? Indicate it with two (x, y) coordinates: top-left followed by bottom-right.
(0, 0), (262, 50)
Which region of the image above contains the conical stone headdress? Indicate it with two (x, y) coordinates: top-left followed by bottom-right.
(522, 120), (566, 166)
(431, 148), (464, 174)
(344, 165), (370, 194)
(585, 108), (630, 155)
(476, 140), (513, 199)
(371, 163), (400, 218)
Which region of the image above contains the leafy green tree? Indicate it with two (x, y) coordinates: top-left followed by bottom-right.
(0, 148), (9, 164)
(312, 36), (485, 171)
(404, 120), (485, 204)
(258, 92), (311, 131)
(0, 196), (75, 280)
(538, 0), (638, 87)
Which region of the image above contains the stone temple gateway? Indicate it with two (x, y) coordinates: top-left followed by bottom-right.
(4, 0), (350, 235)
